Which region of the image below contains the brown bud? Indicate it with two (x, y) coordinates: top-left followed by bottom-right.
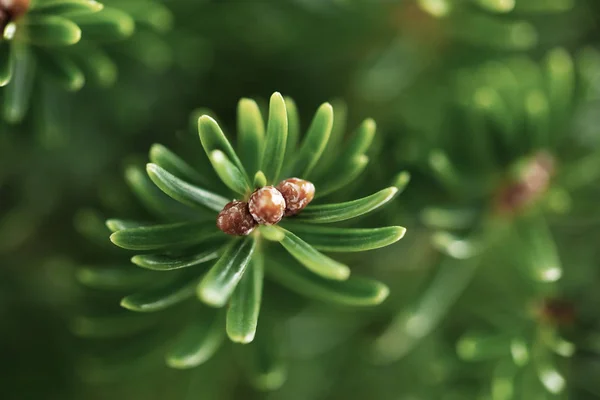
(0, 0), (30, 21)
(276, 178), (315, 216)
(248, 186), (285, 225)
(540, 298), (575, 326)
(496, 151), (555, 214)
(216, 200), (257, 236)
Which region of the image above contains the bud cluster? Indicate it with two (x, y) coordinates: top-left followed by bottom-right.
(216, 178), (315, 236)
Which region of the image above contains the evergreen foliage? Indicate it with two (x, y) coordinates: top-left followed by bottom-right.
(73, 94), (406, 390)
(1, 1), (600, 399)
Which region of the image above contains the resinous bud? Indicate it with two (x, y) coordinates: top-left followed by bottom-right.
(276, 177), (315, 217)
(216, 200), (257, 236)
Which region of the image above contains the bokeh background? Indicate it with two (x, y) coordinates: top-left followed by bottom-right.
(2, 0), (600, 399)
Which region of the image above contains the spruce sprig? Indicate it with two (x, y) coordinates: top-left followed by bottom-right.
(372, 48), (600, 397)
(0, 0), (172, 124)
(78, 92), (408, 389)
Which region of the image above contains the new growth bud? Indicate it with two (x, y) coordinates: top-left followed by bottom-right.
(276, 177), (315, 216)
(216, 200), (257, 236)
(248, 186), (286, 225)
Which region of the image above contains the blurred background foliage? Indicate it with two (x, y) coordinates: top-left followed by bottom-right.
(1, 0), (600, 399)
